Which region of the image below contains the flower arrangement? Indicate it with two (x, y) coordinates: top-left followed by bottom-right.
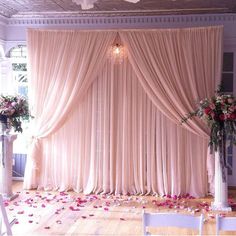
(0, 94), (30, 133)
(181, 92), (236, 152)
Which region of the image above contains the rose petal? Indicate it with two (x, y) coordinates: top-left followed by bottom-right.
(17, 211), (24, 214)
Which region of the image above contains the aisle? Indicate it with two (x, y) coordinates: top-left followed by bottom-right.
(6, 181), (236, 235)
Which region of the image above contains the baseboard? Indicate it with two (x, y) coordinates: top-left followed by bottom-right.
(12, 177), (24, 181)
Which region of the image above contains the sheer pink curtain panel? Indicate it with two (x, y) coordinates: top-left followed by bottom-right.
(23, 29), (117, 189)
(36, 58), (208, 196)
(120, 26), (223, 194)
(120, 26), (223, 136)
(24, 27), (222, 196)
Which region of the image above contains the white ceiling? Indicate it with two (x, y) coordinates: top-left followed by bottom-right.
(0, 0), (235, 18)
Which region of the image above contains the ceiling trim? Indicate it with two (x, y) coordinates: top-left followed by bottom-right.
(5, 13), (236, 27)
(11, 7), (230, 18)
(0, 15), (7, 25)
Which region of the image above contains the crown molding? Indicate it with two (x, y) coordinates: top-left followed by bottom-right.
(4, 13), (236, 27)
(0, 15), (7, 25)
(11, 7), (230, 18)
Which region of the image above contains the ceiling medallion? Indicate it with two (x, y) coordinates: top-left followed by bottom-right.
(72, 0), (140, 10)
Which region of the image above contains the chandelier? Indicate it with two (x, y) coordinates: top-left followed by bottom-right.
(72, 0), (140, 10)
(108, 36), (127, 64)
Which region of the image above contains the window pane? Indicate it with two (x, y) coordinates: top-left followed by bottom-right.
(221, 73), (233, 92)
(12, 63), (27, 71)
(227, 144), (233, 155)
(227, 155), (233, 175)
(9, 45), (27, 58)
(223, 52), (234, 72)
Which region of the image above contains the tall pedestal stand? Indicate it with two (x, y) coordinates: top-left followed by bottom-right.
(0, 134), (18, 201)
(211, 151), (231, 211)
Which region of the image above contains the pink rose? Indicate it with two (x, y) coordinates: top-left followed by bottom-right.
(219, 114), (225, 121)
(204, 107), (211, 115)
(209, 103), (215, 109)
(227, 98), (234, 104)
(230, 113), (236, 120)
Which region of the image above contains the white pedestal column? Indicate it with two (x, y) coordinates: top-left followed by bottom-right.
(211, 151), (231, 211)
(0, 134), (18, 201)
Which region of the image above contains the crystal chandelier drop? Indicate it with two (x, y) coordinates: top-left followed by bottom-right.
(108, 36), (127, 64)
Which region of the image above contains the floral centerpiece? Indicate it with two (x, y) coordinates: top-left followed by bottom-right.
(181, 93), (236, 151)
(181, 91), (236, 181)
(0, 94), (30, 133)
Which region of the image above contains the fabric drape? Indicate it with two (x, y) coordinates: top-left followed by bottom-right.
(119, 26), (223, 194)
(120, 26), (223, 136)
(24, 29), (117, 188)
(24, 27), (223, 197)
(32, 58), (209, 196)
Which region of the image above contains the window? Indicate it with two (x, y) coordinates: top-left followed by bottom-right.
(221, 52), (234, 93)
(8, 45), (29, 155)
(221, 52), (234, 176)
(9, 45), (28, 98)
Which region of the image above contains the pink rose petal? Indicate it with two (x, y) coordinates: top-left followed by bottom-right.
(17, 211), (24, 214)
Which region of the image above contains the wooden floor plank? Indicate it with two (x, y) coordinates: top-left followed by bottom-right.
(5, 181), (236, 235)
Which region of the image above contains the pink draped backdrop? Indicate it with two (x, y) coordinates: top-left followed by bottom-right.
(24, 26), (223, 197)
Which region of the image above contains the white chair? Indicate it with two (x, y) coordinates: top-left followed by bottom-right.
(143, 211), (204, 236)
(216, 214), (236, 236)
(0, 194), (16, 236)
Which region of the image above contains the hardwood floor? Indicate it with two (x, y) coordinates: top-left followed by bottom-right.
(5, 181), (236, 235)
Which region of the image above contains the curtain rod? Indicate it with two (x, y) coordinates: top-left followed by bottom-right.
(28, 25), (223, 33)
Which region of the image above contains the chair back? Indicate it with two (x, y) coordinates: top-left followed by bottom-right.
(143, 212), (204, 236)
(0, 194), (14, 236)
(216, 214), (236, 236)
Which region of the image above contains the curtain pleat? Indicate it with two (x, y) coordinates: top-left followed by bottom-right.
(28, 57), (209, 197)
(24, 30), (117, 189)
(24, 27), (223, 197)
